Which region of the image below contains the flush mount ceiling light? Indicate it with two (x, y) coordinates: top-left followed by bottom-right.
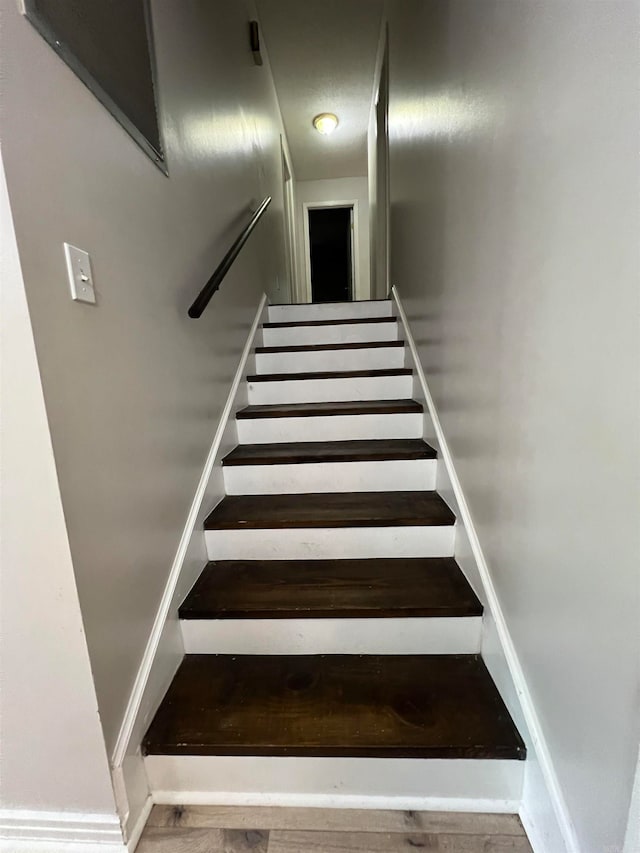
(313, 113), (339, 135)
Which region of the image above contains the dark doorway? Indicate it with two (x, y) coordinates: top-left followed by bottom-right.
(308, 207), (353, 303)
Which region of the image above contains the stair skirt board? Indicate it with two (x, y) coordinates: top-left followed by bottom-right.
(268, 300), (394, 323)
(180, 615), (482, 655)
(247, 374), (414, 405)
(223, 458), (437, 494)
(144, 756), (524, 811)
(204, 525), (456, 561)
(262, 321), (400, 348)
(255, 346), (406, 374)
(237, 412), (424, 443)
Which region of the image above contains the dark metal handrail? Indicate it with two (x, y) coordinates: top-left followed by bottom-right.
(188, 196), (272, 318)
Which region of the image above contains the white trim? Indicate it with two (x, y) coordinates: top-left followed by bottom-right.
(268, 300), (393, 323)
(280, 138), (299, 303)
(223, 458), (436, 495)
(125, 796), (152, 853)
(246, 373), (413, 406)
(180, 615), (481, 655)
(368, 18), (390, 300)
(111, 294), (268, 773)
(152, 793), (522, 813)
(392, 286), (578, 853)
(261, 318), (398, 348)
(1, 843), (126, 853)
(145, 755), (524, 809)
(623, 747), (640, 853)
(0, 809), (125, 849)
(255, 344), (406, 375)
(205, 524), (455, 562)
(302, 199), (360, 303)
(236, 411), (423, 444)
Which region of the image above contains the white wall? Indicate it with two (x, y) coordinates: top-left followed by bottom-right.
(387, 2), (640, 852)
(0, 0), (290, 769)
(0, 151), (121, 837)
(295, 176), (371, 301)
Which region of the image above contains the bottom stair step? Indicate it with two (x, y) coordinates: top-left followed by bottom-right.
(143, 654), (525, 760)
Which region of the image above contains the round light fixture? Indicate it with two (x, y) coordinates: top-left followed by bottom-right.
(313, 113), (339, 135)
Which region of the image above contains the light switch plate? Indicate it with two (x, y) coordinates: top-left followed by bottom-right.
(64, 242), (96, 304)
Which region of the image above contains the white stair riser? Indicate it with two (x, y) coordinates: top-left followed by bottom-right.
(181, 616), (481, 655)
(145, 755), (524, 810)
(262, 322), (400, 348)
(268, 301), (393, 323)
(247, 375), (413, 405)
(223, 459), (437, 495)
(237, 412), (423, 444)
(255, 347), (405, 374)
(205, 525), (455, 561)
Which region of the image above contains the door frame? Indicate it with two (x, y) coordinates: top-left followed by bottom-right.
(280, 139), (299, 302)
(368, 20), (390, 300)
(302, 199), (359, 303)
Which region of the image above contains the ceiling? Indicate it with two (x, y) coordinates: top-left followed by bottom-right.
(257, 0), (384, 182)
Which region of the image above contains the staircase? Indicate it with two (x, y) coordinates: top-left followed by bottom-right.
(143, 298), (525, 807)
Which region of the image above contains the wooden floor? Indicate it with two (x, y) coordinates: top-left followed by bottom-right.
(137, 806), (533, 852)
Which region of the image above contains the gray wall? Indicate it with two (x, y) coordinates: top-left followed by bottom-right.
(0, 151), (121, 825)
(387, 2), (640, 851)
(1, 0), (290, 754)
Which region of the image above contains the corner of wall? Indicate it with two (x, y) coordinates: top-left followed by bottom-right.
(392, 285), (578, 853)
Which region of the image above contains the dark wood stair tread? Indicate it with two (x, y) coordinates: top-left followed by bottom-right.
(179, 558), (482, 619)
(247, 368), (412, 382)
(222, 439), (436, 467)
(204, 491), (455, 530)
(263, 317), (397, 329)
(256, 341), (404, 354)
(143, 654), (525, 759)
(236, 399), (422, 419)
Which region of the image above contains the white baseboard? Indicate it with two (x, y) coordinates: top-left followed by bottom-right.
(125, 796), (152, 853)
(1, 843), (125, 853)
(152, 792), (522, 813)
(109, 294), (269, 838)
(0, 809), (126, 851)
(623, 749), (640, 853)
(392, 286), (578, 853)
